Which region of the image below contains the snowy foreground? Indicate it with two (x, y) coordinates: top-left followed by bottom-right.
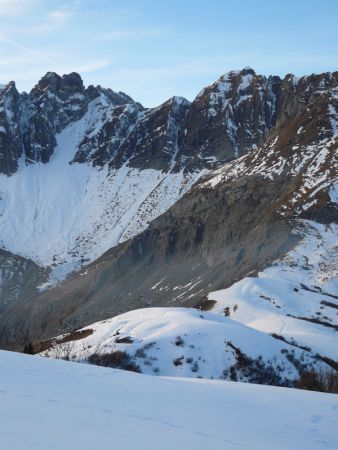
(1, 350), (338, 450)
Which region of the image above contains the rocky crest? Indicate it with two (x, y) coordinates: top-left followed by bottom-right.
(0, 72), (136, 174)
(1, 68), (337, 176)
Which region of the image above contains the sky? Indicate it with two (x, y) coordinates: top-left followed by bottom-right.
(0, 0), (337, 107)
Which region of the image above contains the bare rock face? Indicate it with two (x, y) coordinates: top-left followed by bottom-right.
(73, 67), (337, 175)
(177, 68), (282, 170)
(0, 72), (139, 174)
(113, 96), (190, 171)
(72, 102), (143, 166)
(0, 68), (337, 176)
(0, 82), (23, 175)
(0, 248), (47, 326)
(74, 67), (288, 172)
(21, 72), (87, 164)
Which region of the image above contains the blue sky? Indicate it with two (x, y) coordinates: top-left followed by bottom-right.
(0, 0), (337, 106)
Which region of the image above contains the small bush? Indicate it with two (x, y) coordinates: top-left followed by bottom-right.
(195, 298), (217, 311)
(143, 342), (156, 350)
(227, 341), (288, 386)
(174, 336), (185, 347)
(222, 369), (229, 379)
(173, 356), (184, 366)
(134, 348), (147, 359)
(295, 369), (338, 393)
(88, 351), (140, 373)
(191, 362), (199, 373)
(230, 365), (238, 381)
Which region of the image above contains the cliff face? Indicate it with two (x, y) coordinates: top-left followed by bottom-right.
(2, 68), (337, 176)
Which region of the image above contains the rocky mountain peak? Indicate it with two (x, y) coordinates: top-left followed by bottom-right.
(169, 95), (190, 106)
(0, 80), (22, 175)
(35, 71), (84, 94)
(0, 80), (18, 95)
(35, 71), (61, 91)
(0, 68), (336, 178)
(60, 72), (84, 90)
(240, 66), (256, 75)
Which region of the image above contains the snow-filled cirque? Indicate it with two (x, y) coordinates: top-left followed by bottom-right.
(1, 350), (338, 450)
(0, 98), (203, 283)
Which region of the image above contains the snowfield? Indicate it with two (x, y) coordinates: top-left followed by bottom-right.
(0, 99), (204, 285)
(1, 350), (338, 450)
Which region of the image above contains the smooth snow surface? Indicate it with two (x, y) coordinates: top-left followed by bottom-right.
(1, 350), (338, 450)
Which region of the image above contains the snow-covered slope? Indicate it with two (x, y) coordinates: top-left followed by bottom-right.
(40, 306), (328, 385)
(209, 220), (338, 362)
(1, 350), (337, 450)
(0, 99), (203, 284)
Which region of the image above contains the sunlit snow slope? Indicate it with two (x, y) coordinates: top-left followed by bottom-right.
(209, 220), (338, 362)
(1, 350), (338, 450)
(41, 307), (319, 384)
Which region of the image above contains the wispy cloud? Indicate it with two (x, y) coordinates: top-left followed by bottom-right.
(35, 2), (79, 33)
(0, 35), (56, 64)
(73, 58), (112, 74)
(48, 8), (73, 25)
(0, 1), (79, 34)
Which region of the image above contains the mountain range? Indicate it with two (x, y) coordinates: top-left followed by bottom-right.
(0, 67), (337, 387)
